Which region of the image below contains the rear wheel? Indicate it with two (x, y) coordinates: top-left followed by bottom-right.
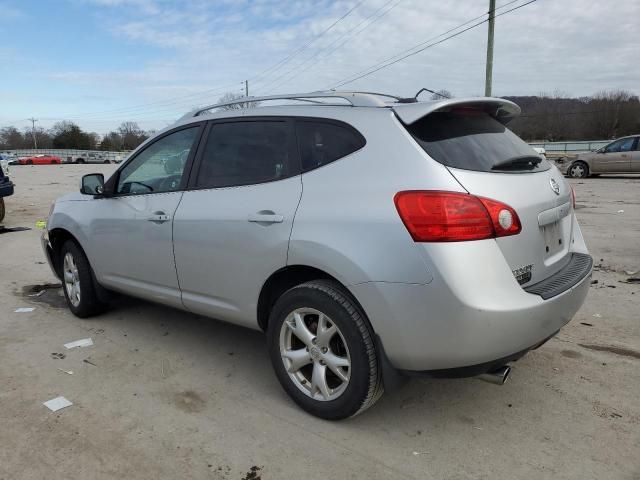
(0, 198), (5, 222)
(60, 240), (107, 318)
(568, 161), (589, 178)
(103, 160), (111, 164)
(267, 280), (383, 420)
(75, 158), (85, 164)
(26, 160), (33, 165)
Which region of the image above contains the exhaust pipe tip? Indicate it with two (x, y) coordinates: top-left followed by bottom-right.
(477, 365), (511, 385)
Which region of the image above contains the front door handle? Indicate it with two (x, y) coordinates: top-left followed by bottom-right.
(248, 211), (284, 224)
(148, 211), (170, 224)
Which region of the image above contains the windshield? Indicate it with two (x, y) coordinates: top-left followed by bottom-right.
(406, 110), (550, 173)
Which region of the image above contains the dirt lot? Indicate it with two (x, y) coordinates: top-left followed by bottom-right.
(1, 164), (639, 480)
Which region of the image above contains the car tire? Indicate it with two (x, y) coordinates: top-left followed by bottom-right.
(568, 161), (589, 178)
(75, 159), (85, 164)
(103, 160), (111, 164)
(26, 160), (33, 165)
(267, 280), (383, 420)
(0, 198), (5, 223)
(59, 240), (108, 318)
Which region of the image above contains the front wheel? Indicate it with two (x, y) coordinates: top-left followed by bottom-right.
(60, 240), (107, 318)
(568, 161), (589, 178)
(267, 280), (383, 420)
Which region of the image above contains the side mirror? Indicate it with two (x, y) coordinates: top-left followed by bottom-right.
(80, 173), (105, 195)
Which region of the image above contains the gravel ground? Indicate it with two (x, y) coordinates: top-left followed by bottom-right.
(1, 164), (638, 480)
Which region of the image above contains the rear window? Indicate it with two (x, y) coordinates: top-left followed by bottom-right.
(407, 110), (550, 173)
(295, 120), (365, 172)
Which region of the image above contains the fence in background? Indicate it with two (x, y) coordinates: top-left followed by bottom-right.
(3, 140), (614, 162)
(1, 149), (131, 163)
(528, 140), (609, 154)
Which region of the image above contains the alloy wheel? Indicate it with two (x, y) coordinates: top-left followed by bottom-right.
(63, 252), (81, 307)
(279, 308), (351, 401)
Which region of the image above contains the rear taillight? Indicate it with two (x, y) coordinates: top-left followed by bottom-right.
(394, 191), (521, 242)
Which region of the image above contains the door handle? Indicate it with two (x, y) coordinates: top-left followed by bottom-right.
(248, 211), (284, 224)
(148, 211), (170, 224)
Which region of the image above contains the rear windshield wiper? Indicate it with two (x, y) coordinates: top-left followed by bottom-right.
(491, 155), (542, 171)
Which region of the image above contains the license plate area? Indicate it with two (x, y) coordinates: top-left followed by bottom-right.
(542, 221), (563, 258)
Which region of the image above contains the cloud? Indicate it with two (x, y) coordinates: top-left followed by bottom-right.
(5, 0), (640, 133)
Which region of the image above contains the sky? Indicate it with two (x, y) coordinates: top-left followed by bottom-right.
(1, 0), (638, 135)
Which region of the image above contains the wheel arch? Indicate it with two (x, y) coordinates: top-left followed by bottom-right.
(49, 227), (111, 303)
(258, 264), (403, 390)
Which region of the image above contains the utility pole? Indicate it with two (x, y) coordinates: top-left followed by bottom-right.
(484, 0), (496, 97)
(244, 80), (249, 97)
(28, 117), (38, 149)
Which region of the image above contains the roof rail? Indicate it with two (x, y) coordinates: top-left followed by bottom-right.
(187, 91), (399, 118)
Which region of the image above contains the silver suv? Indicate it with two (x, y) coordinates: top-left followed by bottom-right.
(42, 92), (592, 419)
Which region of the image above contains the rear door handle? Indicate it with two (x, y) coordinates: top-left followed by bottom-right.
(148, 211), (170, 224)
(248, 212), (284, 223)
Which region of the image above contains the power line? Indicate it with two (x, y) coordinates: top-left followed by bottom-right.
(60, 83), (243, 121)
(46, 2), (369, 122)
(329, 0), (534, 89)
(250, 0), (368, 89)
(263, 0), (403, 93)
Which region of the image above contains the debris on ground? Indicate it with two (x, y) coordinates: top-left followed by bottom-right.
(592, 313), (602, 318)
(57, 368), (73, 375)
(412, 451), (429, 456)
(580, 322), (593, 327)
(14, 307), (35, 313)
(34, 220), (46, 229)
(620, 277), (640, 284)
(43, 396), (73, 412)
(83, 358), (97, 366)
(64, 338), (94, 349)
(241, 466), (263, 480)
(51, 353), (66, 360)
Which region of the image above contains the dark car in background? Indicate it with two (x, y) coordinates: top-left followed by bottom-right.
(0, 161), (14, 222)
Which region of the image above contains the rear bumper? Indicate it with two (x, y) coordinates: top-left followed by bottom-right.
(350, 248), (592, 372)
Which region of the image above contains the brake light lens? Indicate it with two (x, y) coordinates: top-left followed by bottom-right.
(394, 191), (521, 242)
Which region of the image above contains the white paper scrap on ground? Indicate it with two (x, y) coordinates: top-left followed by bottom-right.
(14, 307), (35, 313)
(43, 396), (73, 412)
(64, 338), (94, 349)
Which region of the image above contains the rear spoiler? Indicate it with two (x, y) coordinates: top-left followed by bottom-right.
(391, 97), (521, 125)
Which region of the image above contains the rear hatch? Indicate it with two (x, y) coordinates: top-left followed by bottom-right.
(395, 99), (573, 286)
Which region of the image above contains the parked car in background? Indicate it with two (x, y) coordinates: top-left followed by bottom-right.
(556, 135), (640, 178)
(43, 92), (592, 419)
(0, 160), (15, 222)
(72, 152), (114, 164)
(0, 153), (18, 166)
(19, 154), (62, 165)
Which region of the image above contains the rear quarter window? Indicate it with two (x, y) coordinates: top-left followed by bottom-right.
(295, 120), (365, 172)
(407, 110), (550, 173)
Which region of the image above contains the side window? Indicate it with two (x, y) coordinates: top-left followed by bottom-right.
(605, 138), (634, 153)
(195, 121), (295, 189)
(634, 137), (640, 151)
(117, 126), (199, 195)
(295, 120), (365, 172)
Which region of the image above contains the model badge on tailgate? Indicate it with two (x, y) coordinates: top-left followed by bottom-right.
(513, 264), (533, 285)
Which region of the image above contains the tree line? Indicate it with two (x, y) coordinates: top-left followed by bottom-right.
(2, 90), (637, 150)
(505, 90), (640, 142)
(0, 121), (152, 151)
